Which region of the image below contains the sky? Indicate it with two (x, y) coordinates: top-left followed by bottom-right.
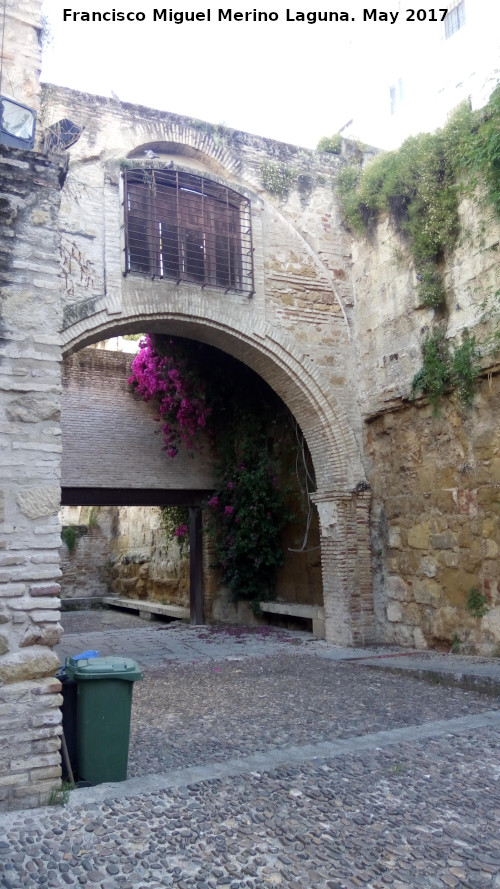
(40, 2), (498, 151)
(40, 1), (396, 149)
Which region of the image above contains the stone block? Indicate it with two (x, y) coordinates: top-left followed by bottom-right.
(19, 623), (63, 647)
(10, 596), (60, 611)
(482, 607), (500, 639)
(30, 737), (61, 755)
(430, 531), (456, 550)
(29, 766), (61, 782)
(0, 772), (29, 788)
(6, 396), (60, 423)
(458, 540), (483, 572)
(413, 627), (428, 649)
(439, 551), (459, 568)
(413, 578), (441, 607)
(0, 648), (60, 683)
(30, 610), (61, 623)
(10, 752), (60, 772)
(28, 710), (62, 729)
(404, 602), (422, 626)
(0, 584), (26, 598)
(407, 521), (430, 549)
(388, 526), (401, 548)
(454, 488), (478, 515)
(386, 601), (403, 622)
(482, 517), (497, 539)
(386, 575), (410, 601)
(418, 556), (437, 577)
(483, 539), (499, 558)
(29, 583), (61, 597)
(440, 569), (479, 607)
(32, 678), (62, 696)
(16, 487), (60, 520)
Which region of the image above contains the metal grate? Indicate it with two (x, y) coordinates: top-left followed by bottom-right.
(123, 168), (254, 295)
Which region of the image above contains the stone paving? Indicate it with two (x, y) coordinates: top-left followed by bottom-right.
(1, 611), (500, 888)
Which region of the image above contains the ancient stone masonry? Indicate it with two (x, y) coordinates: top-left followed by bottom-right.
(0, 146), (66, 809)
(351, 196), (500, 651)
(0, 0), (42, 113)
(39, 84), (374, 655)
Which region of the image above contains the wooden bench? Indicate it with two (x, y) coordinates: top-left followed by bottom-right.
(258, 601), (326, 639)
(102, 596), (189, 623)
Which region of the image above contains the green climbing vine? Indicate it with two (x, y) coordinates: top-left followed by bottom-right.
(411, 329), (481, 414)
(337, 85), (500, 410)
(338, 86), (500, 312)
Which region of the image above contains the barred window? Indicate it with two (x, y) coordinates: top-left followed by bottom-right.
(124, 169), (254, 295)
(444, 0), (465, 38)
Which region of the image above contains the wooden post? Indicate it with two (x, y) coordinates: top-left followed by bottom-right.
(189, 506), (204, 625)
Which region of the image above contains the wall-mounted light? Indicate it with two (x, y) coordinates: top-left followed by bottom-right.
(0, 96), (36, 150)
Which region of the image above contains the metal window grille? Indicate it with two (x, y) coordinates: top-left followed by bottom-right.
(444, 0), (465, 38)
(123, 168), (254, 295)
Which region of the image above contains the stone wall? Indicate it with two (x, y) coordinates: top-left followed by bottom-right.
(351, 198), (500, 651)
(0, 146), (65, 809)
(0, 0), (42, 112)
(367, 376), (500, 653)
(59, 496), (323, 618)
(60, 506), (190, 607)
(41, 84), (374, 648)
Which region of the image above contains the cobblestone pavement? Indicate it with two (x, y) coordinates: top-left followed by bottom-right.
(1, 612), (500, 889)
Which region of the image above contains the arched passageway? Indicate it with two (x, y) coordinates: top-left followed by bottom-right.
(61, 312), (374, 646)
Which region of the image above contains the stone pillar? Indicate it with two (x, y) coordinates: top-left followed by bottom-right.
(0, 0), (43, 111)
(0, 146), (66, 810)
(313, 488), (375, 647)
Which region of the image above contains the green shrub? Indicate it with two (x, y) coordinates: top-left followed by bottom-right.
(412, 329), (481, 412)
(260, 161), (296, 198)
(466, 586), (489, 619)
(317, 133), (342, 154)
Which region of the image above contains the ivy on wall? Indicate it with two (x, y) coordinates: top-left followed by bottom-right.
(338, 86), (500, 302)
(337, 85), (500, 408)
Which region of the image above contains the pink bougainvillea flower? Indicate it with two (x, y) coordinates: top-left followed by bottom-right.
(174, 524), (188, 537)
(129, 335), (211, 455)
(224, 505), (234, 516)
(207, 495), (219, 509)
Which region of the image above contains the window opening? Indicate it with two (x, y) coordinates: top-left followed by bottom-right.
(444, 0), (465, 38)
(124, 169), (254, 295)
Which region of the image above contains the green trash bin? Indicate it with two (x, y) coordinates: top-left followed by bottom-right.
(65, 655), (142, 785)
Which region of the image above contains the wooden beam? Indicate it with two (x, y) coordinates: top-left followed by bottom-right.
(61, 487), (212, 507)
(189, 505), (204, 625)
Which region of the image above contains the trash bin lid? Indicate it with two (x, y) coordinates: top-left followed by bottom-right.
(65, 655), (143, 682)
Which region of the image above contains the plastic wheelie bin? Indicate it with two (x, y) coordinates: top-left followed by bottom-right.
(65, 655), (142, 785)
(57, 651), (99, 782)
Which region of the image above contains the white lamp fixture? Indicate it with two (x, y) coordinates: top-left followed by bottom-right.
(0, 96), (36, 150)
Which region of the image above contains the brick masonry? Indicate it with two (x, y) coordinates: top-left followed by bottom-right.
(0, 146), (66, 809)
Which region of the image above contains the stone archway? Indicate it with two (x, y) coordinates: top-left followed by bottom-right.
(61, 309), (374, 648)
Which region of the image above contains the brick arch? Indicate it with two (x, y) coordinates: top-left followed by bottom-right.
(62, 307), (364, 495)
(62, 305), (375, 647)
(119, 124), (242, 177)
(126, 141), (238, 179)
